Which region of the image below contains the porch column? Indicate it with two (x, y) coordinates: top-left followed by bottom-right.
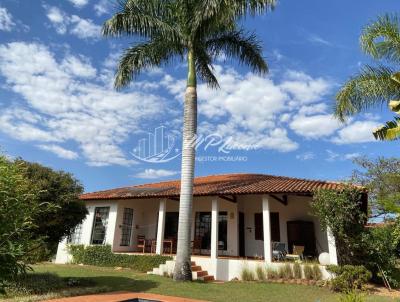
(211, 198), (219, 259)
(156, 199), (167, 255)
(327, 227), (338, 265)
(262, 195), (272, 263)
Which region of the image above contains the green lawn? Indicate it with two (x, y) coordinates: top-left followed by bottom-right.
(1, 264), (395, 302)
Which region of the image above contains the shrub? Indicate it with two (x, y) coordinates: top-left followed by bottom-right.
(279, 264), (293, 279)
(312, 264), (322, 280)
(303, 264), (314, 280)
(339, 291), (365, 302)
(255, 265), (266, 281)
(240, 267), (255, 281)
(266, 267), (278, 279)
(327, 265), (371, 292)
(293, 263), (302, 279)
(68, 245), (171, 272)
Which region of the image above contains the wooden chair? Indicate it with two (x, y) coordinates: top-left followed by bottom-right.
(286, 245), (305, 261)
(191, 237), (202, 255)
(137, 235), (146, 253)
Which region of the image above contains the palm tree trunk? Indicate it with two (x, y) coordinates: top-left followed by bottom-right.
(173, 50), (197, 281)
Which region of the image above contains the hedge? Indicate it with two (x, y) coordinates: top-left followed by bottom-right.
(68, 245), (172, 272)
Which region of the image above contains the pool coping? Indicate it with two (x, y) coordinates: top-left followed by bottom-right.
(42, 291), (210, 302)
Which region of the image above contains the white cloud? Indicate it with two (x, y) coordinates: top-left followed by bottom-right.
(37, 144), (79, 159)
(332, 120), (381, 144)
(296, 152), (315, 161)
(281, 71), (332, 105)
(70, 15), (101, 39)
(344, 152), (361, 160)
(290, 114), (341, 138)
(135, 169), (178, 179)
(46, 6), (68, 34)
(62, 55), (97, 78)
(45, 6), (101, 39)
(326, 149), (339, 162)
(0, 7), (15, 31)
(0, 42), (164, 166)
(68, 0), (89, 8)
(94, 0), (113, 16)
(308, 34), (332, 46)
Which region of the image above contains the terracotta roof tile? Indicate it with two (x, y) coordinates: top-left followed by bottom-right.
(80, 173), (348, 200)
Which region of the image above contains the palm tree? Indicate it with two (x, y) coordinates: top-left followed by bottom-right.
(103, 0), (274, 281)
(335, 14), (400, 140)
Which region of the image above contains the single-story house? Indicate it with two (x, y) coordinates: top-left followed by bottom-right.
(56, 173), (366, 281)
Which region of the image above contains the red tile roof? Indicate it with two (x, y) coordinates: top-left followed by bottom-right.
(80, 173), (348, 200)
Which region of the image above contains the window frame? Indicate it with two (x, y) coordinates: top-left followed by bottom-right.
(90, 206), (110, 245)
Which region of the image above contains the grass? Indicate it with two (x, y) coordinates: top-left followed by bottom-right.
(0, 264), (394, 302)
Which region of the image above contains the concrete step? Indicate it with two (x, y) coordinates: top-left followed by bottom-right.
(152, 268), (160, 275)
(191, 265), (202, 272)
(192, 270), (208, 279)
(199, 275), (215, 282)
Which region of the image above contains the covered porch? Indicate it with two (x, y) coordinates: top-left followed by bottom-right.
(109, 193), (338, 266)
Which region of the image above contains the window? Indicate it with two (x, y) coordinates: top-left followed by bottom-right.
(254, 212), (280, 241)
(91, 207), (110, 245)
(254, 213), (263, 240)
(120, 208), (134, 246)
(194, 211), (227, 250)
(67, 223), (82, 244)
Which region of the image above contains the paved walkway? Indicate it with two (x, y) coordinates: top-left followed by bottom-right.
(43, 291), (209, 302)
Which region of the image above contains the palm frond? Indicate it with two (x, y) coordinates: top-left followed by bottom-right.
(206, 29), (267, 74)
(114, 38), (184, 89)
(195, 47), (219, 88)
(102, 0), (182, 43)
(373, 117), (400, 141)
(361, 14), (400, 62)
(335, 65), (400, 121)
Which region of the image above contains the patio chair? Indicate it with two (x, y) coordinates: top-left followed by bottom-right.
(191, 237), (202, 255)
(285, 245), (305, 261)
(272, 242), (287, 261)
(137, 235), (146, 253)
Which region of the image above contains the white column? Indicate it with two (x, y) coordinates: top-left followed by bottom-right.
(211, 198), (219, 259)
(156, 199), (167, 255)
(327, 227), (338, 265)
(262, 195), (272, 263)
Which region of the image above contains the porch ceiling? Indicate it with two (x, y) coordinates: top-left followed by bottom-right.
(80, 173), (358, 201)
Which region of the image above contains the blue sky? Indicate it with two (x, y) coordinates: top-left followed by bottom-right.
(0, 0), (399, 192)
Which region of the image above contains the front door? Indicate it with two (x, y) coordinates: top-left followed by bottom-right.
(239, 212), (245, 257)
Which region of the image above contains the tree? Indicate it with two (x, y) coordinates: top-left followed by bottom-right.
(0, 156), (51, 291)
(103, 0), (274, 280)
(311, 186), (367, 265)
(335, 14), (400, 140)
(351, 156), (400, 219)
(15, 159), (87, 260)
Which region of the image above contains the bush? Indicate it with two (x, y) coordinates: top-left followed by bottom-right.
(293, 263), (302, 279)
(240, 266), (255, 281)
(266, 267), (278, 279)
(255, 265), (266, 281)
(339, 291), (365, 302)
(278, 264), (293, 280)
(327, 265), (371, 292)
(312, 264), (322, 280)
(68, 245), (171, 272)
(303, 264), (314, 280)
